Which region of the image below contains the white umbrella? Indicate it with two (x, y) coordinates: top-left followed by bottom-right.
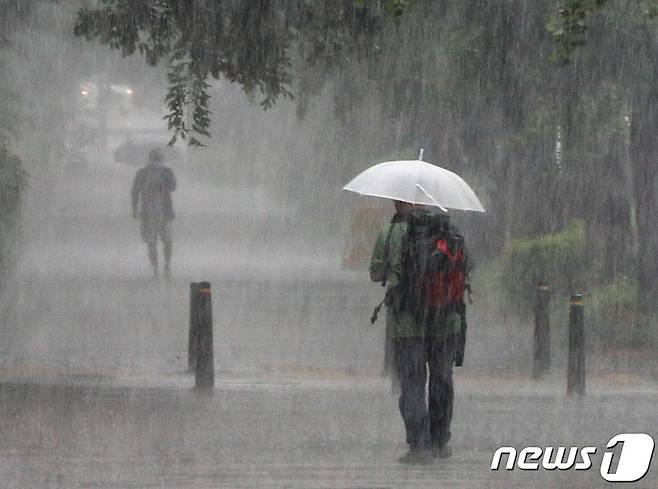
(343, 154), (486, 213)
(113, 141), (183, 167)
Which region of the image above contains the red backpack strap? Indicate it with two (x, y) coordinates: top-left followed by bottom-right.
(436, 238), (451, 258)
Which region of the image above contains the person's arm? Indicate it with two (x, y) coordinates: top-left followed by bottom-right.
(131, 169), (143, 218)
(463, 240), (474, 274)
(369, 229), (388, 283)
(450, 224), (474, 273)
(166, 168), (176, 192)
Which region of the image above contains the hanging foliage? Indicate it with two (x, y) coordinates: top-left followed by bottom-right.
(74, 0), (392, 145)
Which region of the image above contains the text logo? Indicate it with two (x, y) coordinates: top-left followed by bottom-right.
(600, 433), (654, 482)
(491, 433), (654, 483)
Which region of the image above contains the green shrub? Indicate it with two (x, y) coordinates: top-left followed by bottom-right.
(469, 259), (505, 313)
(502, 219), (586, 316)
(587, 277), (641, 350)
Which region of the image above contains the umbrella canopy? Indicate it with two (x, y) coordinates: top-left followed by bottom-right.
(113, 142), (183, 166)
(343, 159), (486, 213)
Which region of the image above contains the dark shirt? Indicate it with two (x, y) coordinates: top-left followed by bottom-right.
(131, 163), (176, 220)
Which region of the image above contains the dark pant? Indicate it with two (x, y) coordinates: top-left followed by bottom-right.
(427, 335), (456, 450)
(393, 335), (456, 451)
(393, 338), (430, 450)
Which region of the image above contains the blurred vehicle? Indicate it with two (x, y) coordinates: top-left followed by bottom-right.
(72, 75), (183, 168)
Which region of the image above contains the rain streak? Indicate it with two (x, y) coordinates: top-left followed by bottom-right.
(0, 1), (657, 488)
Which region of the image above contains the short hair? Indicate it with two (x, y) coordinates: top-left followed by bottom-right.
(148, 148), (164, 163)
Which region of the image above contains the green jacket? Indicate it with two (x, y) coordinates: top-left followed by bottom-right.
(369, 217), (462, 338)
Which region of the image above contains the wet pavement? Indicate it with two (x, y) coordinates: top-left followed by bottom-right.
(1, 372), (657, 488)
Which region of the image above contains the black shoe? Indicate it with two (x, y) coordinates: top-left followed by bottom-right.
(434, 445), (452, 459)
(398, 448), (433, 465)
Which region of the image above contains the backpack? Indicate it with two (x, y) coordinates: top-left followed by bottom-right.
(370, 211), (469, 324)
(424, 231), (467, 308)
(400, 211), (470, 311)
(370, 210), (470, 366)
(397, 212), (448, 319)
(370, 211), (444, 324)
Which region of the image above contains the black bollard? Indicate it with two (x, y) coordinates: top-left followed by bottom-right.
(567, 293), (585, 396)
(188, 283), (200, 372)
(189, 282), (214, 388)
(532, 282), (551, 379)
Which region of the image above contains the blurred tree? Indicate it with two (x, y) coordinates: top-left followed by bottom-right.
(74, 0), (393, 146)
(0, 146), (26, 284)
(548, 0), (658, 341)
(0, 0), (30, 284)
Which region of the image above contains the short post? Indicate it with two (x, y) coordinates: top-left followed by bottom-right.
(188, 283), (200, 371)
(567, 293), (585, 396)
(189, 281), (214, 388)
(532, 282), (551, 379)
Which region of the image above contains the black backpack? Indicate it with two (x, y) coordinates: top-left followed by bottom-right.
(370, 211), (450, 325)
(397, 211), (450, 322)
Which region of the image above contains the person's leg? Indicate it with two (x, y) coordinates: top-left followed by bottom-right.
(428, 335), (456, 457)
(394, 338), (414, 445)
(161, 221), (172, 278)
(384, 310), (400, 395)
(163, 239), (172, 277)
(394, 337), (430, 458)
(148, 242), (158, 278)
(141, 218), (158, 278)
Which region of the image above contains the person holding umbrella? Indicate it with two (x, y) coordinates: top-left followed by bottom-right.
(131, 148), (177, 279)
(369, 199), (434, 463)
(344, 152), (485, 464)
